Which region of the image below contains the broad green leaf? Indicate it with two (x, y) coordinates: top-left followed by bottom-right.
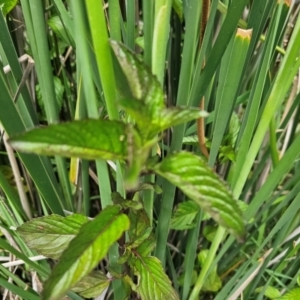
(136, 234), (156, 257)
(219, 145), (236, 163)
(131, 256), (179, 300)
(110, 41), (164, 139)
(111, 192), (144, 210)
(111, 41), (207, 140)
(120, 97), (207, 140)
(255, 286), (281, 299)
(71, 271), (110, 298)
(198, 250), (222, 292)
(48, 15), (73, 45)
(152, 152), (245, 239)
(182, 135), (199, 146)
(159, 107), (208, 132)
(275, 288), (300, 300)
(17, 214), (89, 259)
(110, 40), (164, 111)
(9, 119), (141, 161)
(0, 0), (17, 16)
(178, 270), (197, 286)
(128, 209), (153, 249)
(170, 200), (199, 230)
(129, 227), (153, 250)
(228, 112), (240, 148)
(42, 205), (130, 300)
(203, 225), (218, 242)
(135, 182), (163, 194)
(36, 76), (64, 120)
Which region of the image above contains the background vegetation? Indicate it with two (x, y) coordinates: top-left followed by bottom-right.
(1, 0), (300, 299)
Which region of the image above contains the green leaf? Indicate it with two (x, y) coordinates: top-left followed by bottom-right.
(48, 15), (73, 45)
(183, 135), (199, 146)
(120, 98), (207, 140)
(129, 227), (153, 249)
(275, 288), (300, 300)
(111, 41), (207, 140)
(0, 0), (17, 16)
(227, 112), (240, 148)
(255, 286), (281, 299)
(172, 0), (183, 21)
(136, 234), (156, 257)
(110, 40), (163, 140)
(9, 119), (141, 161)
(42, 205), (130, 300)
(128, 209), (153, 249)
(110, 40), (164, 110)
(71, 271), (110, 298)
(219, 145), (236, 163)
(17, 214), (89, 259)
(152, 151), (245, 239)
(178, 270), (197, 286)
(198, 250), (222, 292)
(159, 107), (208, 132)
(36, 76), (64, 119)
(130, 256), (179, 300)
(203, 225), (218, 242)
(170, 200), (199, 230)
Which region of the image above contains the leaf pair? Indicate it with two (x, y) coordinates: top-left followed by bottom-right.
(18, 206), (129, 300)
(110, 40), (207, 141)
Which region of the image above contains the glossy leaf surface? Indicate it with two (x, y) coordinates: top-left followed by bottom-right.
(152, 151), (245, 239)
(9, 119), (140, 161)
(42, 205), (130, 300)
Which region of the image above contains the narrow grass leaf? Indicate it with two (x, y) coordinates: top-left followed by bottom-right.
(209, 28), (251, 165)
(131, 256), (179, 300)
(71, 271), (110, 298)
(170, 200), (199, 230)
(152, 152), (245, 239)
(9, 119), (141, 160)
(0, 277), (40, 300)
(17, 214), (89, 259)
(152, 0), (172, 84)
(42, 205), (130, 300)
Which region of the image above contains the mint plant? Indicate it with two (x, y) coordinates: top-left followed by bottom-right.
(9, 41), (244, 299)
